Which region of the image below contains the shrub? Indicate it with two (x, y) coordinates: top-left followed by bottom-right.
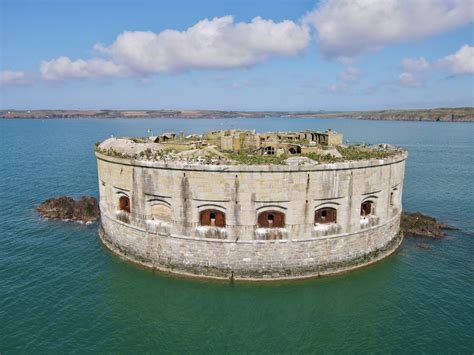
(336, 146), (397, 160)
(302, 152), (342, 163)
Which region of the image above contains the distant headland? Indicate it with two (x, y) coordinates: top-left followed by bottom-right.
(1, 107), (473, 122)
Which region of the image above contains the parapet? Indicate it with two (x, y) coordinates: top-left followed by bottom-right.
(96, 129), (402, 167)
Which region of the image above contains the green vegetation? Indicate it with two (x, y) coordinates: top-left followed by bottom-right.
(336, 146), (397, 160)
(95, 140), (401, 165)
(136, 148), (176, 160)
(301, 146), (399, 163)
(138, 148), (153, 158)
(96, 147), (131, 159)
(130, 137), (148, 143)
(96, 144), (181, 161)
(302, 152), (341, 163)
(225, 151), (289, 165)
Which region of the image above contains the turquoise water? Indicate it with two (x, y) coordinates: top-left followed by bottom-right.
(0, 118), (472, 353)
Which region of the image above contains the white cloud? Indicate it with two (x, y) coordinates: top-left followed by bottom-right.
(231, 82), (244, 88)
(439, 44), (474, 74)
(304, 0), (474, 58)
(399, 72), (423, 87)
(100, 16), (309, 73)
(398, 46), (474, 87)
(398, 57), (430, 87)
(328, 83), (348, 93)
(329, 66), (361, 93)
(41, 16), (309, 80)
(0, 71), (33, 86)
(340, 66), (361, 82)
(40, 56), (129, 80)
(401, 57), (430, 72)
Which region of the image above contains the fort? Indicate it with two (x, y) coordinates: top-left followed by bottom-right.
(95, 129), (407, 280)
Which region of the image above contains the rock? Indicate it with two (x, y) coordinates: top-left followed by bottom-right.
(416, 243), (432, 250)
(285, 156), (315, 166)
(36, 196), (100, 223)
(400, 211), (454, 239)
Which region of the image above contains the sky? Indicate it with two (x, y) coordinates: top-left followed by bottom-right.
(0, 0), (473, 111)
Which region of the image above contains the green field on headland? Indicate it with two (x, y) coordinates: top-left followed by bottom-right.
(1, 107), (473, 122)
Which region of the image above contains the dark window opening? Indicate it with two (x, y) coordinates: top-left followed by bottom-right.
(264, 146), (275, 155)
(258, 211), (285, 228)
(288, 146), (302, 155)
(200, 209), (225, 227)
(267, 213), (275, 226)
(360, 201), (373, 216)
(390, 192), (395, 206)
(315, 207), (337, 224)
(119, 196), (130, 213)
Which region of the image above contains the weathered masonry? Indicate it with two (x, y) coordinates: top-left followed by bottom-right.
(96, 130), (407, 280)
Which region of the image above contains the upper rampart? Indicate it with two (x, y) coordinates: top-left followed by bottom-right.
(95, 129), (404, 169)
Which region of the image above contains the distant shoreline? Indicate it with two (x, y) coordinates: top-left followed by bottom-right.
(1, 107), (473, 122)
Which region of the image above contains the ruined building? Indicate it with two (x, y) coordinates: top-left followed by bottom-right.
(151, 129), (343, 156)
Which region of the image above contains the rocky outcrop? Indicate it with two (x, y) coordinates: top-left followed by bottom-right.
(400, 212), (456, 238)
(36, 196), (100, 223)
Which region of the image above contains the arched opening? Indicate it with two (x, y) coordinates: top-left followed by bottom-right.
(200, 209), (226, 227)
(263, 146), (275, 155)
(360, 201), (374, 216)
(119, 196), (130, 213)
(315, 207), (337, 224)
(258, 210), (285, 228)
(288, 145), (302, 155)
(151, 204), (171, 222)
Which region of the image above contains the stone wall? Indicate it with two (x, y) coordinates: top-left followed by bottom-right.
(96, 151), (407, 280)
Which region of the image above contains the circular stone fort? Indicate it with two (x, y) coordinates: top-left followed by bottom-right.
(96, 129), (407, 281)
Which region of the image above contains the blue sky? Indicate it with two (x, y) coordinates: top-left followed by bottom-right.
(1, 0), (473, 110)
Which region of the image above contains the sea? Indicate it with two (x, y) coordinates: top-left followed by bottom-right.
(0, 117), (472, 353)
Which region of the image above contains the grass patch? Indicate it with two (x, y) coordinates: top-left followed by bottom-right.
(302, 152), (342, 163)
(95, 147), (130, 159)
(336, 146), (397, 160)
(225, 151), (289, 165)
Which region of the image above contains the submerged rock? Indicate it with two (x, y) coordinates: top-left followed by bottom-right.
(36, 196), (100, 223)
(400, 212), (456, 239)
(416, 243), (432, 250)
